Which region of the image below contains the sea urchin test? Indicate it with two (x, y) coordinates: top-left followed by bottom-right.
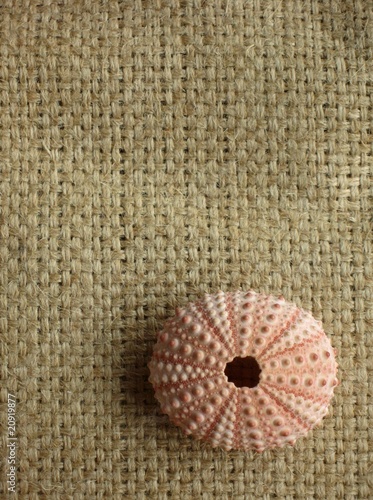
(148, 290), (338, 452)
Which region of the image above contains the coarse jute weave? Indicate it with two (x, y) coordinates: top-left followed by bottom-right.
(0, 0), (372, 499)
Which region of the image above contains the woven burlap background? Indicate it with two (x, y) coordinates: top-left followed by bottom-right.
(0, 0), (372, 499)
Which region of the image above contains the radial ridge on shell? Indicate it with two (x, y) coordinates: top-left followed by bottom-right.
(148, 290), (339, 452)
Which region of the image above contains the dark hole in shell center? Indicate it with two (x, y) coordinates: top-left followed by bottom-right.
(224, 356), (262, 388)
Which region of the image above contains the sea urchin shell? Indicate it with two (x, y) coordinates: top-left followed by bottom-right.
(148, 290), (338, 452)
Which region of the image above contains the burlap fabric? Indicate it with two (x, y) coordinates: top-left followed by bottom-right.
(1, 1), (372, 499)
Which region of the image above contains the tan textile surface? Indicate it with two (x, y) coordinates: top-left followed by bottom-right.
(1, 0), (372, 498)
